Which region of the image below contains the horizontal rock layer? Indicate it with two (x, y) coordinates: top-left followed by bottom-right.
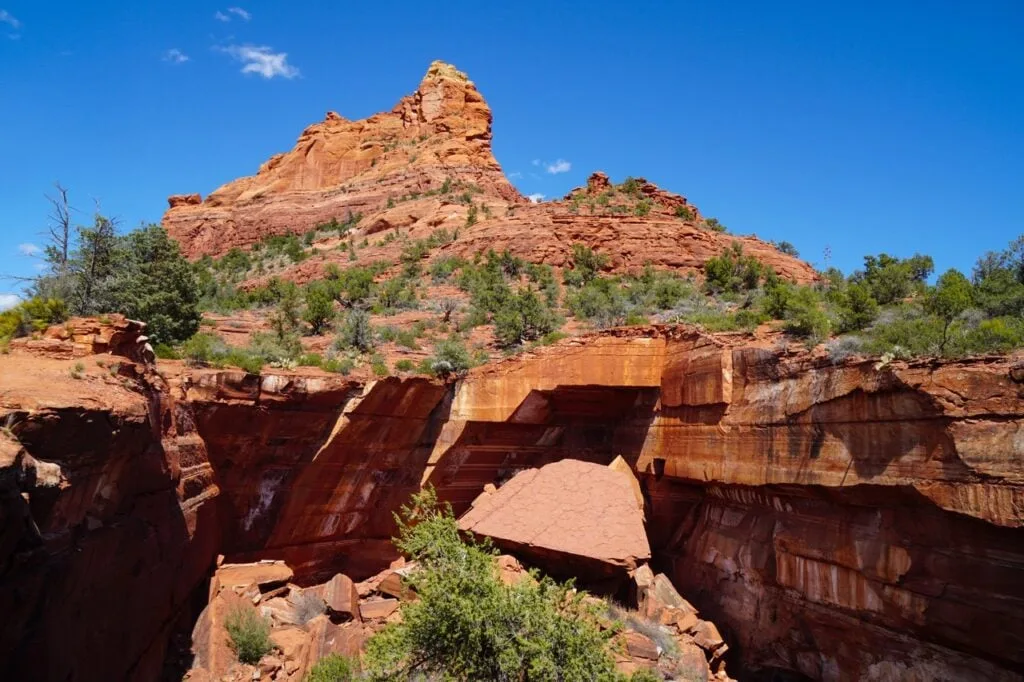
(2, 324), (1022, 680)
(162, 62), (817, 285)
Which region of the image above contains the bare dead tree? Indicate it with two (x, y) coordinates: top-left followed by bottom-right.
(44, 183), (73, 274)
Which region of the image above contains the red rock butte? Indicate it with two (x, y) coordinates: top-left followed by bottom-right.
(162, 60), (817, 284)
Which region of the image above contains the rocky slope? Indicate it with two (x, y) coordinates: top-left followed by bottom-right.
(162, 62), (816, 285)
(2, 319), (1022, 680)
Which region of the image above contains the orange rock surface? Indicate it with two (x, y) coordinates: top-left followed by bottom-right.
(163, 61), (519, 259)
(2, 318), (1022, 680)
(458, 459), (651, 582)
(162, 62), (816, 285)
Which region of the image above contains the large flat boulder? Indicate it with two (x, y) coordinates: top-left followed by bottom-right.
(457, 459), (651, 583)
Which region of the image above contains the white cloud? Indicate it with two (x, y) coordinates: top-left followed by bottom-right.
(219, 44), (299, 79)
(0, 9), (21, 29)
(508, 171), (523, 180)
(527, 193), (545, 203)
(545, 159), (571, 174)
(0, 293), (20, 311)
(1, 8), (20, 38)
(18, 243), (40, 257)
(216, 7), (251, 22)
(163, 48), (189, 64)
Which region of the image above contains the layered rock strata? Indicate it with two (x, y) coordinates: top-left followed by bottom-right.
(2, 322), (1022, 680)
(162, 62), (817, 285)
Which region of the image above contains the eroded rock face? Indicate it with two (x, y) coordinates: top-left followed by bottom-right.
(163, 60), (520, 259)
(458, 459), (651, 584)
(2, 324), (1022, 680)
(162, 62), (817, 285)
(0, 340), (221, 680)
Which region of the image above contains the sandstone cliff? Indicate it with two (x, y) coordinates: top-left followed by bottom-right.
(162, 62), (817, 285)
(163, 61), (520, 259)
(3, 321), (1022, 680)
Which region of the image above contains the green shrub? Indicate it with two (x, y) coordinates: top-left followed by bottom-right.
(179, 332), (225, 366)
(303, 283), (336, 335)
(783, 286), (831, 343)
(362, 488), (622, 682)
(851, 253), (933, 305)
(306, 653), (358, 682)
(395, 359), (415, 372)
(430, 255), (469, 283)
(703, 242), (763, 293)
(674, 205), (695, 221)
(525, 263), (560, 306)
(862, 306), (943, 357)
(834, 281), (879, 333)
(773, 240), (799, 257)
(703, 217), (726, 233)
(678, 307), (745, 332)
(370, 354), (389, 377)
(955, 316), (1024, 355)
(298, 353), (324, 367)
(336, 310), (374, 352)
(624, 266), (695, 312)
(426, 336), (473, 376)
(925, 269), (974, 354)
(376, 276), (418, 312)
(0, 297), (68, 341)
(564, 244), (609, 287)
(224, 606), (272, 665)
(323, 357), (355, 375)
(493, 288), (561, 348)
(566, 278), (626, 328)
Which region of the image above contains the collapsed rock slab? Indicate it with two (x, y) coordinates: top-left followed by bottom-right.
(458, 459), (651, 582)
(214, 560), (294, 594)
(318, 573), (360, 621)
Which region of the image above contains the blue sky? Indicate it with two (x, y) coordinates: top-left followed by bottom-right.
(2, 1), (1022, 307)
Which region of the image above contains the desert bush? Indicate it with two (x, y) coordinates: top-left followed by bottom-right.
(782, 286), (831, 343)
(323, 357), (355, 375)
(336, 310), (374, 353)
(772, 240), (799, 257)
(565, 277), (628, 328)
(862, 305), (943, 357)
(703, 217), (726, 233)
(297, 353), (324, 367)
(303, 283), (336, 335)
(0, 297), (68, 341)
(224, 606), (272, 665)
(424, 336), (473, 377)
(703, 242), (763, 293)
(850, 253), (933, 305)
(825, 335), (868, 363)
(563, 244), (610, 287)
(925, 269), (974, 354)
(834, 281), (879, 333)
(362, 488), (622, 681)
(430, 255), (469, 283)
(306, 653), (359, 682)
(395, 359), (415, 372)
(674, 205), (695, 221)
(370, 354), (389, 377)
(493, 288), (561, 347)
